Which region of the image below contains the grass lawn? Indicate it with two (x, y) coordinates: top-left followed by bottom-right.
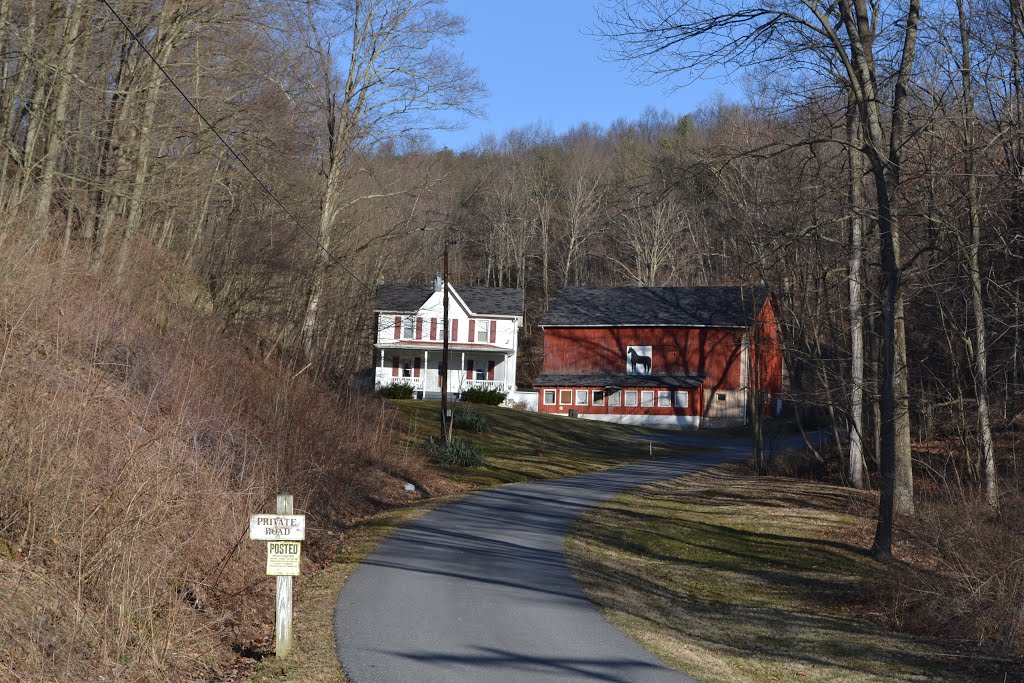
(254, 399), (706, 682)
(565, 465), (1010, 683)
(393, 400), (705, 486)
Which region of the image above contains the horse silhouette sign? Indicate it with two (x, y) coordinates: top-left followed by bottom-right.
(626, 346), (652, 375)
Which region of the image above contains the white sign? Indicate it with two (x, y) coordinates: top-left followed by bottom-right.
(250, 514), (306, 541)
(267, 541), (301, 576)
(626, 345), (653, 375)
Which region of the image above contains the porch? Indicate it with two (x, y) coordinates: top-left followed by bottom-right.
(374, 348), (514, 398)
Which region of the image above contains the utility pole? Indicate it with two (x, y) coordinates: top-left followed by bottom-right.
(440, 241), (450, 445)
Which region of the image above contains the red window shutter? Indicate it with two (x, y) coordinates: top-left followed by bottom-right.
(416, 317), (423, 340)
(490, 320), (497, 343)
(394, 316), (401, 339)
(413, 358), (421, 378)
(468, 320), (476, 342)
(451, 319), (458, 341)
(391, 357), (399, 377)
(430, 318), (437, 340)
(487, 360), (495, 380)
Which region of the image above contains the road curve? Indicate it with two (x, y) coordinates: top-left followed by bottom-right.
(335, 436), (755, 683)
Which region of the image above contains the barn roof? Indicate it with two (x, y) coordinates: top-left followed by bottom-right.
(533, 373), (704, 389)
(539, 285), (767, 328)
(375, 284), (525, 317)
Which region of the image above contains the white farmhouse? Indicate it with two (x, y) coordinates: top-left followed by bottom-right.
(373, 278), (525, 401)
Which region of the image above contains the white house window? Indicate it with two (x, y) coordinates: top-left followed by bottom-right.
(625, 390), (638, 407)
(608, 391), (621, 406)
(476, 319), (490, 342)
(560, 389), (572, 405)
(575, 390), (588, 406)
(641, 390), (655, 407)
(401, 316), (415, 339)
(592, 390), (605, 406)
(543, 389), (556, 405)
(674, 391), (689, 408)
(401, 361), (412, 378)
(473, 360), (487, 381)
(657, 390), (671, 407)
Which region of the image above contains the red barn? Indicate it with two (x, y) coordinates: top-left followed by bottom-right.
(534, 286), (783, 427)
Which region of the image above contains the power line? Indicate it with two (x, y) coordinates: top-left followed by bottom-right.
(98, 0), (403, 314)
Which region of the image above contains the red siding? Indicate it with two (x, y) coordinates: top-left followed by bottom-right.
(753, 298), (784, 407)
(540, 326), (745, 391)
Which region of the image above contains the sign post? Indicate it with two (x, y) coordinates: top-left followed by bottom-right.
(249, 493), (305, 658)
(275, 493), (293, 658)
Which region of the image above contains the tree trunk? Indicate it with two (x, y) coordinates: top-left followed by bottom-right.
(957, 0), (998, 508)
(847, 98), (868, 489)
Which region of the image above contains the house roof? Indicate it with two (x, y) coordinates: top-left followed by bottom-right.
(533, 373), (704, 390)
(540, 285), (767, 328)
(375, 284), (524, 317)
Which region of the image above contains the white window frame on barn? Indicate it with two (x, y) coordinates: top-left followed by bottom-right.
(575, 390), (588, 406)
(657, 390), (671, 407)
(625, 390), (638, 407)
(608, 391), (621, 406)
(543, 389), (556, 405)
(641, 390), (655, 408)
(592, 390), (605, 406)
(560, 389), (572, 405)
(674, 390), (689, 408)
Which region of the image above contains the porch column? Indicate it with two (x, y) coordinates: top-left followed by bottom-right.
(379, 349), (384, 387)
(503, 353), (509, 391)
(424, 350), (429, 389)
(461, 351), (466, 391)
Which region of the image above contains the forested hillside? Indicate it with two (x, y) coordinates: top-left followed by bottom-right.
(4, 0), (1024, 673)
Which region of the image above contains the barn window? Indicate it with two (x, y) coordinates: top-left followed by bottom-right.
(543, 390), (556, 405)
(575, 390), (588, 406)
(641, 390), (655, 407)
(717, 393), (726, 401)
(560, 390), (572, 405)
(674, 391), (689, 408)
(607, 391), (621, 406)
(624, 390), (638, 407)
(657, 390), (671, 407)
(592, 390), (605, 406)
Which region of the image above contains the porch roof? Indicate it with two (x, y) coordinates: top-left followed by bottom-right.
(532, 373), (704, 390)
(375, 341), (514, 353)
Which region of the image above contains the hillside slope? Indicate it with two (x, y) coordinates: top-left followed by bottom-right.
(0, 235), (449, 681)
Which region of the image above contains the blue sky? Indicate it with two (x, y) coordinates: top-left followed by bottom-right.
(432, 1), (743, 151)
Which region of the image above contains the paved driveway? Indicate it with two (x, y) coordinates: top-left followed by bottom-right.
(334, 435), (766, 682)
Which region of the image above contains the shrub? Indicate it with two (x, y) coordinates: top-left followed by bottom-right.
(459, 387), (507, 406)
(453, 409), (489, 433)
(426, 437), (485, 467)
(378, 383), (415, 399)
